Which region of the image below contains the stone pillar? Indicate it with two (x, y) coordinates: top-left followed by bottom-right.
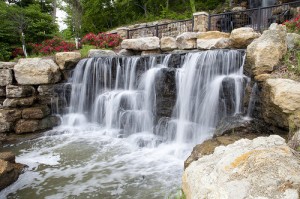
(193, 12), (209, 32)
(116, 27), (129, 39)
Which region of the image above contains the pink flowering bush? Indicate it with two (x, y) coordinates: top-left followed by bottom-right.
(81, 33), (122, 48)
(283, 14), (300, 34)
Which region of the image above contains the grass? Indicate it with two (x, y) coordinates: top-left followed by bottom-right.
(80, 45), (97, 58)
(167, 189), (186, 199)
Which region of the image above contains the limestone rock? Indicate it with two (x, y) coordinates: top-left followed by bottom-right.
(0, 109), (22, 122)
(262, 78), (300, 131)
(246, 23), (287, 77)
(141, 50), (161, 56)
(121, 37), (160, 51)
(15, 116), (60, 134)
(3, 96), (35, 107)
(0, 69), (13, 86)
(176, 32), (198, 50)
(88, 49), (117, 58)
(0, 62), (16, 69)
(14, 58), (61, 85)
(183, 135), (300, 199)
(286, 33), (300, 49)
(288, 130), (300, 151)
(0, 122), (12, 133)
(198, 31), (230, 39)
(160, 37), (177, 51)
(22, 106), (50, 119)
(6, 85), (35, 98)
(197, 38), (231, 49)
(0, 152), (15, 163)
(230, 27), (260, 48)
(117, 49), (135, 56)
(37, 84), (65, 96)
(55, 52), (81, 70)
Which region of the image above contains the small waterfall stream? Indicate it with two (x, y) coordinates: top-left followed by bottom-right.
(1, 50), (249, 198)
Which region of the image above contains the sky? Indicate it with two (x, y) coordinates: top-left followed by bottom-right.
(56, 4), (67, 31)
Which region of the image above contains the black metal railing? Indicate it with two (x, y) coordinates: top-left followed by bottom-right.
(209, 0), (300, 32)
(127, 19), (193, 39)
(126, 0), (300, 38)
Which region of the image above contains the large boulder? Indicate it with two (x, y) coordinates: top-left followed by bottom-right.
(22, 106), (50, 119)
(183, 135), (300, 199)
(176, 32), (198, 50)
(230, 27), (260, 48)
(262, 78), (300, 132)
(117, 49), (135, 56)
(15, 116), (60, 134)
(160, 37), (177, 51)
(88, 49), (117, 57)
(14, 58), (61, 85)
(286, 33), (300, 49)
(55, 52), (81, 70)
(0, 109), (22, 122)
(121, 37), (160, 51)
(0, 152), (26, 191)
(246, 23), (287, 78)
(6, 85), (35, 98)
(197, 38), (231, 50)
(0, 62), (16, 69)
(0, 69), (13, 86)
(198, 31), (230, 39)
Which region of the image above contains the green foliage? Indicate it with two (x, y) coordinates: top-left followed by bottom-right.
(0, 42), (12, 61)
(284, 14), (300, 34)
(284, 49), (300, 75)
(80, 45), (96, 58)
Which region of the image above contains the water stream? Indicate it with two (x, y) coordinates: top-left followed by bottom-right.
(1, 50), (247, 199)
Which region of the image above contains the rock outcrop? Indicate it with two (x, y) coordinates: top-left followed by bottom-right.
(262, 78), (300, 133)
(160, 37), (177, 51)
(0, 152), (26, 191)
(286, 33), (300, 49)
(246, 23), (287, 80)
(230, 27), (260, 48)
(55, 52), (81, 70)
(88, 49), (117, 57)
(14, 58), (61, 85)
(176, 32), (198, 50)
(121, 37), (160, 51)
(183, 135), (300, 199)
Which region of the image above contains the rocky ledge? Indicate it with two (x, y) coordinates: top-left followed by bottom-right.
(183, 135), (300, 199)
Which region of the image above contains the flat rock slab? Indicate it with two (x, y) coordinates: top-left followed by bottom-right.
(6, 85), (35, 98)
(55, 52), (81, 70)
(0, 69), (13, 86)
(3, 97), (35, 108)
(121, 37), (160, 51)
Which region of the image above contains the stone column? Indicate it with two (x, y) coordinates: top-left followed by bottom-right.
(193, 12), (209, 32)
(116, 27), (129, 39)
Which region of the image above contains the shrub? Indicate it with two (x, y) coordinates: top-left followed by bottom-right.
(12, 47), (24, 58)
(81, 33), (122, 49)
(0, 43), (12, 61)
(29, 37), (77, 55)
(283, 14), (300, 34)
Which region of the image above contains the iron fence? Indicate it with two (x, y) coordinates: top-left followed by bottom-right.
(127, 19), (193, 39)
(209, 0), (300, 32)
(126, 0), (300, 39)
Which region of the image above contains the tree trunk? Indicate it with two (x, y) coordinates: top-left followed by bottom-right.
(190, 0), (196, 13)
(52, 0), (57, 23)
(21, 32), (28, 57)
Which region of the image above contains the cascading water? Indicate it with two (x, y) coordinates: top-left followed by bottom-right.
(1, 50), (248, 199)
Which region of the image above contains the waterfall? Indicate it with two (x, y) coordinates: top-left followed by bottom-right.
(1, 50), (249, 198)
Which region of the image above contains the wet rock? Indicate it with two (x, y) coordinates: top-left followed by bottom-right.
(160, 37), (177, 51)
(6, 85), (35, 98)
(3, 96), (35, 107)
(55, 52), (81, 70)
(230, 27), (260, 48)
(37, 84), (66, 96)
(88, 49), (117, 57)
(0, 152), (26, 191)
(14, 58), (61, 85)
(0, 122), (12, 133)
(121, 37), (160, 51)
(118, 49), (135, 56)
(262, 78), (300, 133)
(22, 106), (50, 119)
(246, 23), (287, 78)
(0, 69), (13, 86)
(15, 116), (60, 134)
(183, 135), (300, 199)
(197, 38), (231, 50)
(176, 32), (198, 49)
